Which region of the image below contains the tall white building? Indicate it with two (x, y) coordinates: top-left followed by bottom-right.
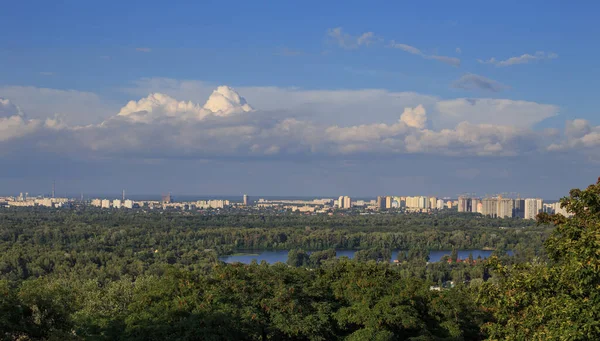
(471, 199), (482, 213)
(113, 199), (122, 209)
(497, 197), (515, 218)
(101, 199), (111, 209)
(338, 196), (344, 209)
(436, 199), (444, 210)
(344, 196), (352, 209)
(418, 196), (428, 209)
(524, 198), (543, 220)
(124, 199), (134, 209)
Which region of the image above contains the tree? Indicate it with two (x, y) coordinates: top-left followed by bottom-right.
(286, 249), (309, 267)
(479, 177), (600, 340)
(450, 248), (458, 263)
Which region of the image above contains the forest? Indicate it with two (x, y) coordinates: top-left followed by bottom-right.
(1, 178), (599, 340)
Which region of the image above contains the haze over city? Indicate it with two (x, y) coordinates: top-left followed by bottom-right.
(1, 1), (599, 198)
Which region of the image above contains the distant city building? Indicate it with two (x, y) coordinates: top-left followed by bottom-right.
(243, 194), (248, 206)
(497, 196), (515, 218)
(338, 196), (344, 209)
(482, 198), (498, 217)
(471, 199), (482, 213)
(417, 196), (427, 209)
(514, 199), (525, 218)
(124, 199), (134, 209)
(429, 197), (437, 209)
(543, 202), (572, 217)
(344, 196), (352, 209)
(524, 198), (544, 220)
(113, 199), (122, 209)
(376, 196), (384, 209)
(385, 196), (392, 209)
(101, 199), (111, 209)
(458, 197), (472, 213)
(436, 199), (444, 210)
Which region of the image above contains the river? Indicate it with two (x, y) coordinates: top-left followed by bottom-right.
(219, 249), (508, 264)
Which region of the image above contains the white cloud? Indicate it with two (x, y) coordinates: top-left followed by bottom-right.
(0, 98), (42, 143)
(452, 73), (510, 92)
(135, 47), (152, 53)
(456, 47), (462, 54)
(115, 86), (253, 124)
(400, 105), (427, 129)
(389, 41), (460, 67)
(203, 86), (253, 115)
(478, 51), (558, 67)
(0, 85), (117, 125)
(327, 27), (379, 49)
(548, 119), (600, 152)
(2, 81), (590, 162)
(124, 78), (561, 131)
(435, 98), (559, 129)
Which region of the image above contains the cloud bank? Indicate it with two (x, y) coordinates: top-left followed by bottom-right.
(0, 82), (594, 162)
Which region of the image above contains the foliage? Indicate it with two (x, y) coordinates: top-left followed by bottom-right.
(479, 177), (600, 340)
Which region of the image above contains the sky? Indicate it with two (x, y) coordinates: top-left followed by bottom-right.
(1, 0), (599, 199)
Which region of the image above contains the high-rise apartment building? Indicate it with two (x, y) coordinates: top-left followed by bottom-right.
(385, 196), (392, 209)
(113, 199), (122, 209)
(471, 199), (482, 213)
(124, 199), (134, 209)
(344, 196), (352, 209)
(458, 197), (472, 212)
(497, 197), (515, 218)
(376, 196), (384, 209)
(481, 198), (498, 217)
(338, 196), (344, 209)
(436, 199), (444, 210)
(524, 198), (543, 220)
(243, 194), (248, 206)
(429, 197), (437, 209)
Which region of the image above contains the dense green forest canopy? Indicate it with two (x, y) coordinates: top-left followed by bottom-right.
(2, 177), (599, 341)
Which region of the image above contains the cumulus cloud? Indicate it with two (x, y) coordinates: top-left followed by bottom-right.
(400, 105), (427, 129)
(452, 73), (510, 92)
(478, 51), (558, 67)
(123, 78), (562, 131)
(327, 27), (379, 49)
(115, 86), (252, 124)
(389, 41), (461, 67)
(2, 82), (592, 163)
(548, 119), (600, 152)
(0, 98), (43, 143)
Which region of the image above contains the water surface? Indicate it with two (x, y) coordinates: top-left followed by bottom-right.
(219, 249), (507, 264)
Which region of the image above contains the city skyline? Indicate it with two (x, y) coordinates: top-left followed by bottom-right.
(1, 2), (599, 197)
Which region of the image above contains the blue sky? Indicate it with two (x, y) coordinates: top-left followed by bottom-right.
(0, 1), (599, 198)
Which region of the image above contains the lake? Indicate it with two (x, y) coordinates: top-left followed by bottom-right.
(219, 249), (507, 264)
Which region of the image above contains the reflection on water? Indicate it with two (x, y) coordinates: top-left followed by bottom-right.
(219, 249), (508, 264)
